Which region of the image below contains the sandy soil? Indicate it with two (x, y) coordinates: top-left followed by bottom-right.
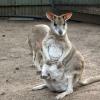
(0, 20), (100, 100)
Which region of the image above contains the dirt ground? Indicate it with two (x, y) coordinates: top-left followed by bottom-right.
(0, 20), (100, 100)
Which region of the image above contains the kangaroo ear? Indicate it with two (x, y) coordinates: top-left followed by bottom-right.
(46, 12), (56, 21)
(62, 12), (72, 21)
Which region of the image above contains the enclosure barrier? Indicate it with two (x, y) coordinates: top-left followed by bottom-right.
(0, 0), (100, 24)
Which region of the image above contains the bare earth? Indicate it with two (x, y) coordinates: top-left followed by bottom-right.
(0, 20), (100, 100)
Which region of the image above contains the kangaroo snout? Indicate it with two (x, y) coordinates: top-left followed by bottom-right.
(58, 30), (63, 35)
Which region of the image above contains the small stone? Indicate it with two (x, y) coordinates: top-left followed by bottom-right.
(6, 79), (9, 82)
(15, 67), (19, 70)
(0, 92), (6, 95)
(0, 57), (8, 60)
(2, 35), (6, 37)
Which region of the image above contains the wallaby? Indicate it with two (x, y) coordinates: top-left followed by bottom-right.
(28, 24), (50, 73)
(31, 12), (100, 100)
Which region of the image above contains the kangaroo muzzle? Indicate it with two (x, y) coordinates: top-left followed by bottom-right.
(58, 30), (63, 35)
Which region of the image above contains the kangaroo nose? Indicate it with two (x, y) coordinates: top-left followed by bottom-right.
(59, 30), (63, 35)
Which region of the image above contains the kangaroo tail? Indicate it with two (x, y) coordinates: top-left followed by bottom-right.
(79, 76), (100, 86)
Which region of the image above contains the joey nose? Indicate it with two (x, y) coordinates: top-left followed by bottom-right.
(41, 75), (48, 79)
(59, 30), (63, 35)
(41, 73), (51, 79)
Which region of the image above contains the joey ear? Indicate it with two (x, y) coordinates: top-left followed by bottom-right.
(46, 12), (56, 21)
(62, 12), (72, 21)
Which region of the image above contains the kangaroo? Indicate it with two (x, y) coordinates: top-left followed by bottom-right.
(32, 12), (100, 100)
(28, 24), (50, 73)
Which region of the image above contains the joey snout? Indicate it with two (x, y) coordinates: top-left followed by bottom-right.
(41, 73), (51, 80)
(41, 74), (56, 81)
(41, 64), (51, 79)
(41, 63), (62, 81)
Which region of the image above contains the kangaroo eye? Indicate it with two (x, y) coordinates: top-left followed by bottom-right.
(54, 22), (57, 27)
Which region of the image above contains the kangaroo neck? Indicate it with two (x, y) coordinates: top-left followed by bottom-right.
(49, 29), (71, 44)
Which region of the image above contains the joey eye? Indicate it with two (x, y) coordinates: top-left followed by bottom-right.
(54, 22), (57, 27)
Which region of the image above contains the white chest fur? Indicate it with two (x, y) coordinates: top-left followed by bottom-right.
(47, 39), (63, 61)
